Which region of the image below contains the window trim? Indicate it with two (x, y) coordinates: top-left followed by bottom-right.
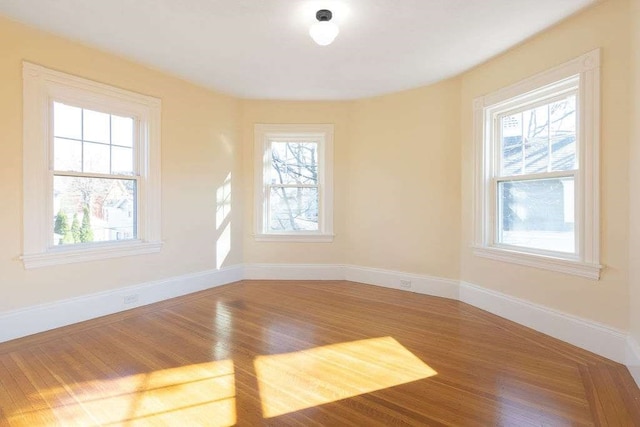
(22, 62), (162, 268)
(254, 124), (334, 242)
(472, 49), (601, 279)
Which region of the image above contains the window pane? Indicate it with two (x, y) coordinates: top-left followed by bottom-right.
(522, 105), (549, 174)
(269, 187), (318, 231)
(53, 105), (137, 177)
(111, 146), (133, 175)
(53, 102), (82, 140)
(54, 138), (82, 172)
(83, 142), (110, 174)
(271, 142), (318, 185)
(83, 109), (110, 143)
(498, 177), (575, 253)
(112, 115), (134, 147)
(53, 175), (136, 245)
(501, 114), (523, 176)
(550, 95), (577, 171)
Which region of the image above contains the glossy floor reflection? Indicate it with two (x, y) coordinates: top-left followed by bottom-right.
(5, 360), (236, 426)
(1, 280), (639, 426)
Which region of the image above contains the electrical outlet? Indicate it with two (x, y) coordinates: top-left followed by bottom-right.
(400, 279), (412, 289)
(123, 294), (139, 305)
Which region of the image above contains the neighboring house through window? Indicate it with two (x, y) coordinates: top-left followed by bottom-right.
(22, 62), (162, 268)
(254, 124), (334, 242)
(473, 49), (601, 279)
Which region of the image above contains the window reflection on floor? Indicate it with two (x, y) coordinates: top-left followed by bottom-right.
(254, 336), (437, 418)
(12, 360), (236, 426)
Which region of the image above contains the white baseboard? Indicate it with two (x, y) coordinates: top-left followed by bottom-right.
(627, 336), (640, 386)
(0, 261), (456, 341)
(459, 281), (628, 364)
(345, 265), (459, 300)
(0, 265), (243, 343)
(244, 263), (346, 280)
(243, 263), (459, 299)
(2, 261), (638, 388)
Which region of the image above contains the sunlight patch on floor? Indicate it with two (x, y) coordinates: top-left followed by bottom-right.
(10, 360), (236, 426)
(254, 336), (437, 418)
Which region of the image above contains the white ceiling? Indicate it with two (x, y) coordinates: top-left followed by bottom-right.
(0, 0), (597, 100)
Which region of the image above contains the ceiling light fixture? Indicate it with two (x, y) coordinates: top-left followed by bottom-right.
(309, 9), (339, 46)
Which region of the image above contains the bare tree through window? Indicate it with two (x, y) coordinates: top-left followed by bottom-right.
(269, 142), (319, 231)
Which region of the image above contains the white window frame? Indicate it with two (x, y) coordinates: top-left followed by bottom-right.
(473, 49), (602, 279)
(254, 124), (334, 242)
(22, 62), (162, 268)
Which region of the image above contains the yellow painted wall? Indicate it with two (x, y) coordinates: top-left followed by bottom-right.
(0, 16), (243, 312)
(240, 100), (351, 264)
(460, 0), (631, 330)
(239, 82), (461, 280)
(1, 0), (634, 336)
(347, 81), (461, 278)
(629, 0), (640, 343)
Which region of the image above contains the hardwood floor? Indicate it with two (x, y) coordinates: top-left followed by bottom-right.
(1, 280), (639, 426)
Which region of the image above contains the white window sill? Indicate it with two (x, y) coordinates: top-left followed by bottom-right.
(254, 233), (334, 243)
(22, 240), (163, 269)
(472, 245), (602, 280)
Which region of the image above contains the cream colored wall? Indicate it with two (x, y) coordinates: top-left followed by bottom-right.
(347, 81), (461, 278)
(1, 0), (634, 336)
(240, 100), (351, 264)
(240, 82), (461, 279)
(0, 16), (243, 312)
(460, 0), (631, 330)
(629, 0), (640, 343)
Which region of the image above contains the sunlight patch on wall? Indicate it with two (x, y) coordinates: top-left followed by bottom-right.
(11, 360), (236, 426)
(216, 173), (232, 230)
(216, 172), (231, 269)
(254, 336), (437, 418)
(216, 222), (231, 269)
(215, 172), (232, 269)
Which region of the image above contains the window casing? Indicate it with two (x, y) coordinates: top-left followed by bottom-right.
(254, 124), (334, 242)
(22, 62), (162, 268)
(473, 49), (601, 279)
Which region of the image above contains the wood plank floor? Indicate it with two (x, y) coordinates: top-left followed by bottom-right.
(1, 280), (639, 426)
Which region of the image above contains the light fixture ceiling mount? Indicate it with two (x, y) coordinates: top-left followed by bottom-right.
(316, 9), (332, 21)
(309, 9), (339, 46)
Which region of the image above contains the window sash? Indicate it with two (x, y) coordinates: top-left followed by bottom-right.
(49, 101), (142, 249)
(493, 90), (579, 179)
(50, 101), (140, 176)
(49, 172), (141, 248)
(265, 184), (321, 233)
(492, 170), (578, 257)
(264, 183), (322, 232)
(264, 138), (324, 234)
(267, 140), (322, 186)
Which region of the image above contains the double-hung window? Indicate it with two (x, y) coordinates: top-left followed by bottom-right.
(22, 63), (162, 268)
(254, 124), (334, 242)
(473, 49), (601, 278)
